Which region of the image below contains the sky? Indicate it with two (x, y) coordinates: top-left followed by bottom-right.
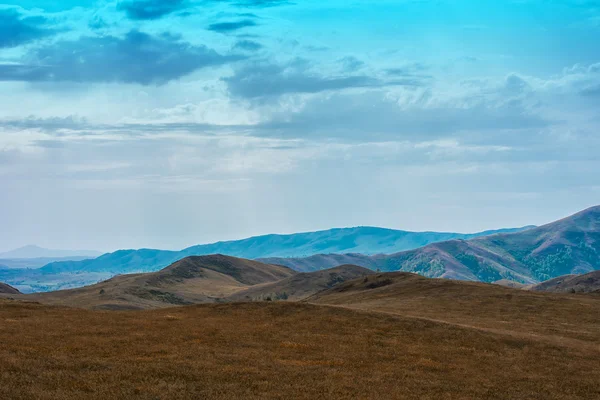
(1, 0), (599, 252)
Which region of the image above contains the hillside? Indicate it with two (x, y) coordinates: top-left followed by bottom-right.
(530, 271), (600, 294)
(0, 282), (20, 295)
(308, 271), (600, 342)
(0, 225), (531, 293)
(24, 255), (295, 310)
(2, 281), (600, 399)
(271, 206), (600, 283)
(228, 265), (374, 302)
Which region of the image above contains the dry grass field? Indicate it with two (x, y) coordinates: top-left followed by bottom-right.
(2, 293), (600, 400)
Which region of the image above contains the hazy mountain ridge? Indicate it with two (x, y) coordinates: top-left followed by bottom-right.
(0, 245), (101, 259)
(0, 226), (532, 293)
(266, 206), (600, 284)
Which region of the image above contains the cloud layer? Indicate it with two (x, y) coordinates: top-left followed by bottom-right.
(0, 0), (599, 251)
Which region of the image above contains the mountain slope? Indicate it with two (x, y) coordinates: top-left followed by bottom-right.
(1, 225), (532, 293)
(25, 255), (296, 310)
(530, 271), (600, 294)
(0, 245), (101, 259)
(270, 206), (600, 283)
(0, 282), (20, 295)
(228, 265), (374, 301)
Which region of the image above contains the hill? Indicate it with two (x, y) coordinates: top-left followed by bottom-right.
(307, 271), (600, 342)
(530, 271), (600, 294)
(269, 206), (600, 283)
(0, 245), (101, 259)
(0, 282), (20, 295)
(2, 280), (600, 398)
(0, 225), (531, 293)
(24, 255), (295, 310)
(228, 265), (374, 302)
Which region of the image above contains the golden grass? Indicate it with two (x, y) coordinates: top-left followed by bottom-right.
(2, 299), (600, 399)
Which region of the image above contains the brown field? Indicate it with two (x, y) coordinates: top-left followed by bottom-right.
(2, 274), (600, 400)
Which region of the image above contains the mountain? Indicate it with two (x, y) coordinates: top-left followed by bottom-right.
(0, 282), (20, 295)
(0, 245), (101, 259)
(228, 264), (374, 302)
(180, 226), (535, 259)
(530, 271), (600, 294)
(267, 206), (600, 284)
(24, 255), (296, 310)
(1, 225), (532, 293)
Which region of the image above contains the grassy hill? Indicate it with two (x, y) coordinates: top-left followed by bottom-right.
(228, 264), (373, 302)
(0, 282), (19, 295)
(531, 270), (600, 294)
(23, 255), (295, 310)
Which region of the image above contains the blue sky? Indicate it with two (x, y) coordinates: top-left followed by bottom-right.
(1, 0), (599, 251)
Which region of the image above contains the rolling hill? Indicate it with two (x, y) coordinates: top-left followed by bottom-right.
(0, 282), (20, 295)
(228, 264), (374, 302)
(24, 255), (295, 310)
(2, 271), (600, 399)
(267, 206), (600, 283)
(531, 270), (600, 294)
(0, 225), (532, 293)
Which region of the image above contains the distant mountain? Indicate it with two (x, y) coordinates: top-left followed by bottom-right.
(180, 226), (535, 259)
(0, 256), (97, 270)
(23, 255), (296, 310)
(264, 206), (600, 284)
(0, 245), (101, 260)
(30, 225), (535, 276)
(530, 271), (600, 294)
(0, 282), (20, 295)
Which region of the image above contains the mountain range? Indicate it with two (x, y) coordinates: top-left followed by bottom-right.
(263, 206), (600, 284)
(0, 225), (531, 293)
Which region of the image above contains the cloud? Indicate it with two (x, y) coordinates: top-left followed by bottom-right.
(256, 90), (550, 140)
(223, 60), (426, 99)
(0, 8), (56, 48)
(117, 0), (190, 20)
(233, 39), (263, 51)
(0, 30), (242, 85)
(208, 20), (257, 33)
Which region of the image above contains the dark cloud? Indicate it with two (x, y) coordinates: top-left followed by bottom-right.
(0, 8), (56, 48)
(117, 0), (189, 20)
(208, 20), (257, 33)
(223, 61), (426, 99)
(0, 30), (242, 85)
(233, 39), (263, 51)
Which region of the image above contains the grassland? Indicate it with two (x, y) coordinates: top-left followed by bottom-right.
(2, 284), (600, 399)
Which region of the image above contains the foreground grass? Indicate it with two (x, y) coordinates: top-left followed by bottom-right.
(1, 300), (600, 399)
